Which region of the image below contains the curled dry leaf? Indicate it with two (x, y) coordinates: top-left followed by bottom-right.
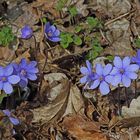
(31, 73), (84, 123)
(62, 114), (107, 140)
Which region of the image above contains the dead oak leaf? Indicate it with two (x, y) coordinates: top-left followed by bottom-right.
(62, 115), (108, 140)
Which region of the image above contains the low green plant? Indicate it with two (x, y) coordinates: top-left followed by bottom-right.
(0, 26), (15, 46)
(60, 32), (73, 48)
(60, 32), (82, 48)
(68, 6), (78, 17)
(86, 17), (101, 29)
(56, 0), (68, 11)
(86, 38), (103, 60)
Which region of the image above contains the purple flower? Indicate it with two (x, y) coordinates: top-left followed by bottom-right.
(132, 49), (140, 66)
(3, 109), (20, 125)
(13, 58), (38, 88)
(45, 22), (61, 42)
(21, 25), (33, 39)
(80, 60), (95, 88)
(110, 56), (139, 87)
(0, 65), (20, 94)
(90, 64), (112, 95)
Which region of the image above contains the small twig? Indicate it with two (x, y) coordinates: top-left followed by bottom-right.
(105, 10), (135, 26)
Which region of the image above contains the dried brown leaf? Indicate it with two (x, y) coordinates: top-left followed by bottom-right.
(62, 115), (107, 140)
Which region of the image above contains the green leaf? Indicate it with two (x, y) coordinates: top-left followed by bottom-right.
(75, 26), (82, 33)
(60, 32), (73, 48)
(86, 17), (101, 28)
(56, 0), (68, 11)
(106, 55), (114, 62)
(0, 26), (15, 46)
(73, 35), (82, 45)
(69, 6), (78, 17)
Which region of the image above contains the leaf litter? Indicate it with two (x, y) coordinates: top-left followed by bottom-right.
(0, 0), (140, 140)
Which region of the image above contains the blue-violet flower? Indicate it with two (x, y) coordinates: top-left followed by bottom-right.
(0, 65), (20, 94)
(45, 22), (61, 42)
(110, 56), (139, 87)
(90, 64), (113, 95)
(131, 49), (140, 66)
(21, 25), (33, 39)
(3, 109), (20, 125)
(13, 58), (39, 88)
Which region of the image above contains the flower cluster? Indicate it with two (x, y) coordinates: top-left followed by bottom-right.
(0, 58), (38, 94)
(3, 109), (20, 125)
(20, 22), (61, 43)
(80, 51), (140, 95)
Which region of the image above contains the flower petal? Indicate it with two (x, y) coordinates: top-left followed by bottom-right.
(103, 64), (112, 76)
(3, 109), (11, 117)
(20, 58), (27, 67)
(50, 25), (56, 33)
(99, 81), (110, 95)
(0, 81), (3, 90)
(105, 75), (113, 83)
(49, 37), (61, 42)
(113, 56), (122, 68)
(54, 29), (60, 36)
(110, 67), (119, 75)
(27, 73), (37, 80)
(19, 79), (28, 87)
(9, 117), (20, 125)
(127, 64), (139, 72)
(90, 79), (100, 89)
(111, 74), (121, 86)
(80, 67), (89, 75)
(96, 64), (103, 75)
(26, 67), (39, 73)
(28, 61), (37, 68)
(86, 60), (92, 73)
(4, 65), (13, 76)
(80, 76), (87, 84)
(0, 66), (4, 76)
(122, 75), (131, 87)
(123, 56), (131, 68)
(45, 22), (51, 32)
(3, 82), (13, 94)
(8, 75), (20, 84)
(125, 72), (138, 80)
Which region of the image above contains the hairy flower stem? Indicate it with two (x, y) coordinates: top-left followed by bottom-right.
(124, 87), (129, 107)
(135, 79), (137, 98)
(118, 85), (121, 116)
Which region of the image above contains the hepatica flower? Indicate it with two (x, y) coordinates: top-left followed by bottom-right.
(80, 60), (95, 88)
(0, 65), (20, 94)
(132, 49), (140, 66)
(90, 64), (113, 95)
(45, 22), (61, 42)
(13, 58), (38, 87)
(110, 56), (139, 87)
(3, 109), (20, 125)
(21, 25), (33, 39)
